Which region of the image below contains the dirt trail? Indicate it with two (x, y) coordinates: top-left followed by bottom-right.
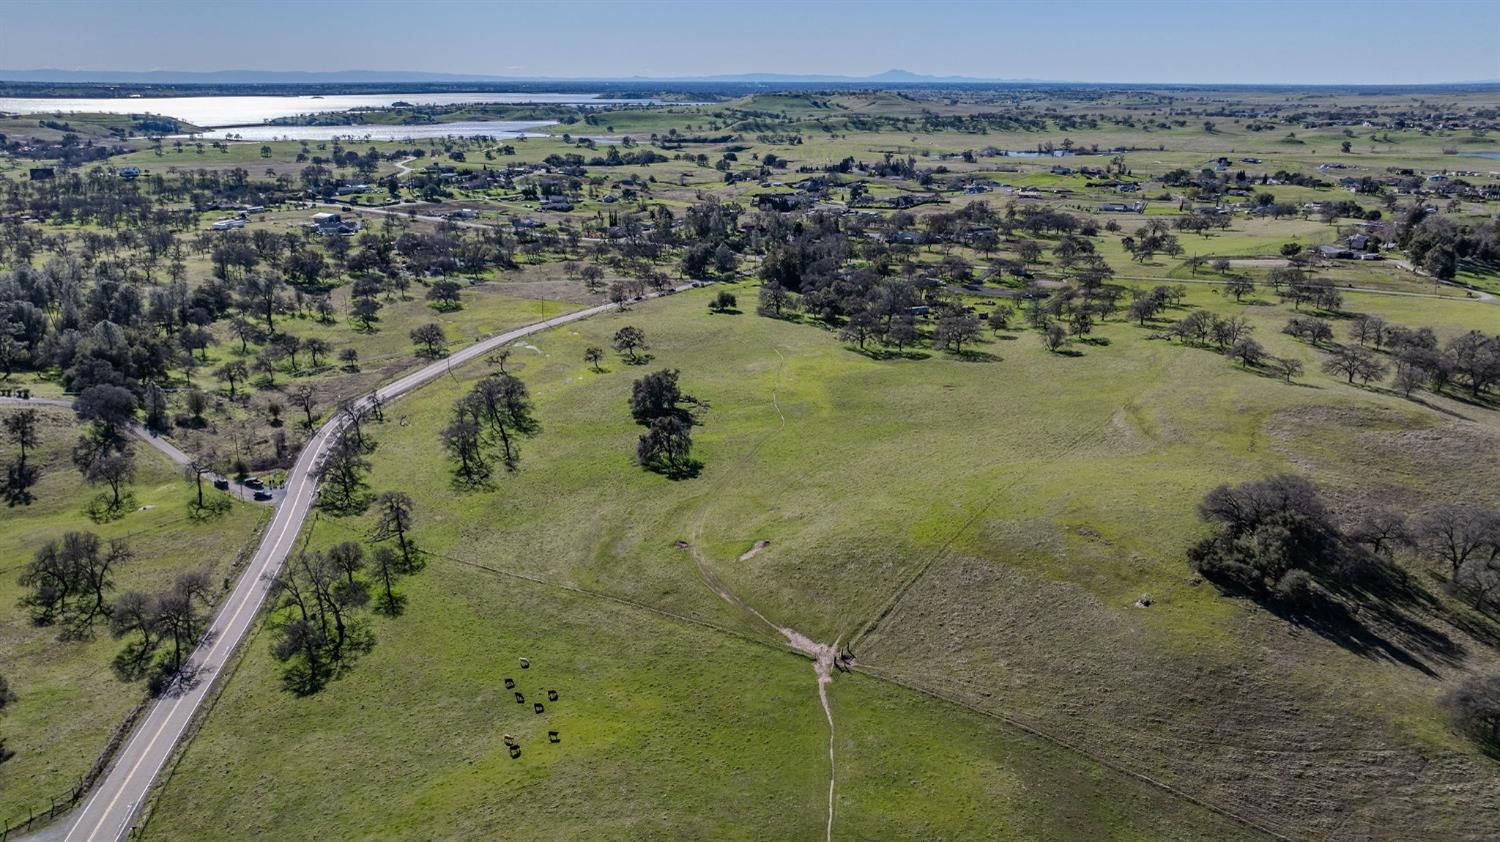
(739, 539), (771, 561)
(692, 541), (840, 842)
(684, 347), (841, 842)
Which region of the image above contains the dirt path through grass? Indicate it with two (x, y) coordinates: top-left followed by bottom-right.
(684, 346), (841, 842)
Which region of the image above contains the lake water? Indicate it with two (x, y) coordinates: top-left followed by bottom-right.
(189, 121), (560, 141)
(0, 92), (655, 128)
(1462, 151), (1500, 159)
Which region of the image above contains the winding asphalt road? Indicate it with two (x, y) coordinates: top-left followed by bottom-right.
(0, 397), (277, 506)
(55, 289), (686, 842)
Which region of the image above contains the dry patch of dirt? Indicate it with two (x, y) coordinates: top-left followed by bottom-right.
(858, 551), (1500, 839)
(739, 539), (771, 562)
(1264, 404), (1500, 511)
(490, 278), (600, 305)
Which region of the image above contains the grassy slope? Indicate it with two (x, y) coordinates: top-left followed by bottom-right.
(142, 281), (1496, 839)
(0, 405), (267, 822)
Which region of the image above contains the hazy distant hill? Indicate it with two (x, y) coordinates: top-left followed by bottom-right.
(0, 67), (1051, 85)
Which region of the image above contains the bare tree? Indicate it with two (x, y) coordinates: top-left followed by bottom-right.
(370, 491), (419, 572)
(1415, 505), (1500, 581)
(291, 385), (318, 428)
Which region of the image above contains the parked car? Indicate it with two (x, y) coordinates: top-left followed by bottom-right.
(242, 477), (264, 490)
(213, 478), (230, 491)
(253, 490), (274, 502)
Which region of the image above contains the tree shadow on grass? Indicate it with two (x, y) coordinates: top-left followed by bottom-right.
(187, 496), (233, 522)
(849, 346), (931, 361)
(946, 349), (1001, 363)
(317, 489), (373, 517)
(1238, 364), (1322, 389)
(1208, 562), (1464, 678)
(1078, 336), (1112, 346)
(643, 458), (703, 481)
(86, 493), (133, 523)
(1052, 348), (1086, 358)
(450, 472), (496, 493)
(374, 592), (408, 618)
(2, 460), (37, 506)
(1438, 389), (1499, 413)
(1264, 596), (1450, 678)
(1403, 395), (1473, 422)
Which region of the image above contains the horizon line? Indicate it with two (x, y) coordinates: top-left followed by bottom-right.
(1, 68), (1497, 89)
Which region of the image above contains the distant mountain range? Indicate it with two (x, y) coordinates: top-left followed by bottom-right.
(0, 67), (1054, 85)
(0, 68), (1492, 88)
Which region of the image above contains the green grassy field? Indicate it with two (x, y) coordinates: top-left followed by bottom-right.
(139, 278), (1499, 839)
(0, 405), (267, 824)
(4, 85), (1499, 840)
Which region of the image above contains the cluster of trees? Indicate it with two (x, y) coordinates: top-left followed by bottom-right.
(1397, 209), (1500, 280)
(71, 387), (139, 517)
(1158, 306), (1285, 371)
(109, 569), (214, 694)
(1187, 476), (1394, 609)
(270, 491), (422, 694)
(1267, 269), (1345, 311)
(13, 525), (222, 700)
(1121, 220), (1185, 263)
(677, 197), (742, 280)
(630, 369), (702, 478)
(443, 371), (539, 484)
(1188, 476), (1500, 745)
(0, 238), (362, 477)
(1281, 312), (1500, 400)
(1149, 270), (1352, 381)
(1189, 477), (1498, 609)
(315, 401), (383, 513)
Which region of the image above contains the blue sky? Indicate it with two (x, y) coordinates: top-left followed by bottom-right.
(3, 0), (1497, 84)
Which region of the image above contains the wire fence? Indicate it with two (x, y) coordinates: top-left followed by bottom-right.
(1, 696), (148, 840)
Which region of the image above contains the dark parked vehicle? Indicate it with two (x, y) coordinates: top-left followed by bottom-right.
(243, 477), (265, 490)
(253, 490), (274, 502)
(213, 478), (230, 491)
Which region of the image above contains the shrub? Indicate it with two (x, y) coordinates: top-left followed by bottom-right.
(1442, 674), (1500, 747)
(1187, 474), (1370, 605)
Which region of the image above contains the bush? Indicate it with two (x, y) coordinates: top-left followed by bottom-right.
(708, 290), (737, 313)
(1187, 551), (1260, 594)
(1274, 569), (1320, 611)
(1187, 475), (1353, 596)
(1442, 674), (1500, 747)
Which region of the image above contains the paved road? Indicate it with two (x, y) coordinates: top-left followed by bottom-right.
(56, 288), (690, 842)
(1107, 274), (1493, 303)
(318, 199), (492, 230)
(313, 200), (617, 244)
(0, 397), (277, 506)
